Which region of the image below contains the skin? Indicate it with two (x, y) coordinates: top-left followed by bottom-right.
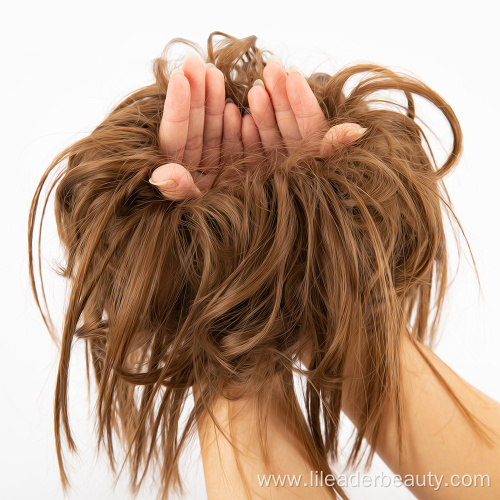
(341, 332), (500, 500)
(152, 53), (500, 499)
(150, 53), (366, 199)
(194, 382), (337, 500)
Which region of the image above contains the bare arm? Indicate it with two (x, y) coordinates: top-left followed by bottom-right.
(155, 53), (500, 499)
(342, 331), (500, 500)
(196, 388), (336, 500)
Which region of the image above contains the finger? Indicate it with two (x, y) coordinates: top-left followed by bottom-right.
(263, 57), (302, 152)
(319, 123), (368, 157)
(221, 101), (243, 162)
(192, 172), (217, 192)
(182, 52), (206, 168)
(247, 80), (283, 156)
(158, 70), (190, 161)
(241, 113), (264, 167)
(149, 163), (201, 200)
(200, 63), (225, 170)
(286, 67), (328, 139)
(241, 113), (261, 154)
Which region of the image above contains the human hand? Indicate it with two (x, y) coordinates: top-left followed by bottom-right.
(247, 57), (366, 158)
(150, 53), (367, 200)
(150, 50), (264, 200)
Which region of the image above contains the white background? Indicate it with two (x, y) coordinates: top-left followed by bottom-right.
(2, 1), (499, 499)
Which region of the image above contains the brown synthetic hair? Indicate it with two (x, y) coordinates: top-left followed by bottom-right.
(28, 31), (491, 499)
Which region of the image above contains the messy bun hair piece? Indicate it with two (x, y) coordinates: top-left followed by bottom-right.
(28, 31), (486, 499)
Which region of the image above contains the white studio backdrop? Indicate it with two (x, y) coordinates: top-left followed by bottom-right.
(2, 1), (499, 499)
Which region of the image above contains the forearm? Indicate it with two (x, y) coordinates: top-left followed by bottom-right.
(342, 331), (500, 499)
(196, 386), (336, 500)
(196, 332), (500, 500)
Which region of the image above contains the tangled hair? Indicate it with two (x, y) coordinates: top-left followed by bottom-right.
(28, 32), (488, 499)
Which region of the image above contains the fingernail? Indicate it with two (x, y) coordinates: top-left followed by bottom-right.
(206, 62), (216, 69)
(225, 97), (234, 104)
(149, 178), (178, 189)
(253, 79), (265, 88)
(267, 55), (282, 67)
(287, 65), (302, 75)
(345, 127), (368, 138)
(185, 49), (199, 61)
(171, 68), (184, 77)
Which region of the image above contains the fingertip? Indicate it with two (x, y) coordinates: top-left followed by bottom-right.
(333, 123), (368, 143)
(165, 70), (190, 101)
(242, 113), (261, 156)
(168, 68), (188, 84)
(285, 70), (306, 109)
(149, 163), (182, 186)
(285, 68), (303, 88)
(318, 124), (367, 157)
(205, 62), (224, 77)
(182, 53), (207, 81)
(247, 83), (272, 121)
(343, 126), (368, 141)
(263, 58), (286, 82)
(242, 112), (257, 129)
(242, 112), (258, 138)
(149, 178), (178, 189)
(287, 65), (303, 75)
(248, 81), (267, 98)
(205, 63), (225, 89)
(149, 163), (201, 200)
(205, 72), (225, 118)
(242, 113), (258, 141)
(224, 101), (242, 125)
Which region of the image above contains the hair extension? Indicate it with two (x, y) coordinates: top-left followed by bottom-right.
(28, 31), (491, 500)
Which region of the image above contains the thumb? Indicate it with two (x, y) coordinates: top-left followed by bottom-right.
(319, 123), (368, 157)
(149, 163), (202, 201)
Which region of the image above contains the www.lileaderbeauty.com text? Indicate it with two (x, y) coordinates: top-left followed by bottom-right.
(257, 471), (491, 491)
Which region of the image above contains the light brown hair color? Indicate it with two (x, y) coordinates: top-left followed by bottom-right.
(28, 32), (490, 499)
